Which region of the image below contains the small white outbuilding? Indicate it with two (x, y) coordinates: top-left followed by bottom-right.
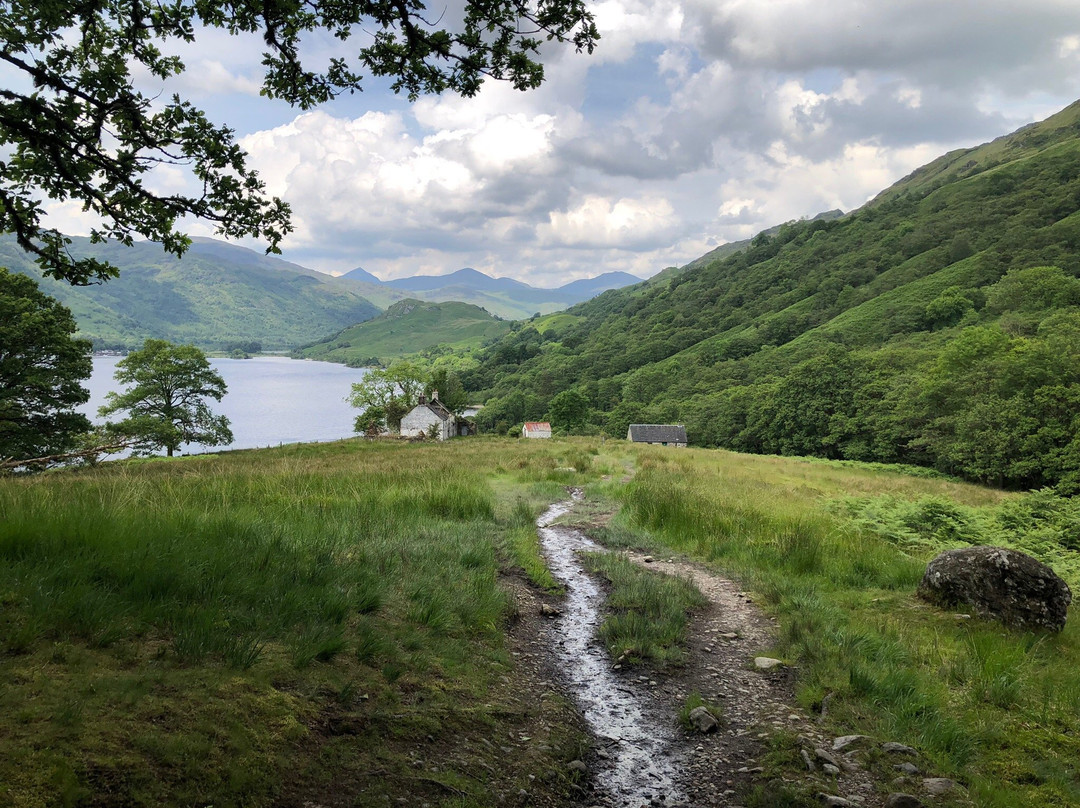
(522, 421), (552, 439)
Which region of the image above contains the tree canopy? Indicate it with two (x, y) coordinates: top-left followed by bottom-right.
(100, 339), (233, 456)
(0, 268), (92, 461)
(0, 0), (598, 285)
(347, 360), (427, 433)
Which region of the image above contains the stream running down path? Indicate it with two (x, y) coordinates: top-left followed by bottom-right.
(537, 493), (685, 807)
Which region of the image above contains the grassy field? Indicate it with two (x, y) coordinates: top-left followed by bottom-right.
(2, 438), (1078, 807)
(0, 438), (624, 808)
(616, 447), (1080, 808)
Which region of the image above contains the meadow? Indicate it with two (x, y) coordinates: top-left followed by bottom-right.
(1, 438), (1078, 807)
(0, 438), (619, 807)
(610, 448), (1080, 808)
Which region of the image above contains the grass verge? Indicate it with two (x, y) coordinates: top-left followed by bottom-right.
(581, 551), (707, 665)
(620, 446), (1080, 808)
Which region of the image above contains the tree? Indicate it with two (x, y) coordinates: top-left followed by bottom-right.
(100, 339), (232, 456)
(547, 388), (589, 432)
(347, 361), (428, 433)
(1, 0), (598, 285)
(427, 367), (468, 414)
(0, 268), (92, 461)
(354, 405), (387, 437)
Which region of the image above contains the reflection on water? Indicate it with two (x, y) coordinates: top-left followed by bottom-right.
(83, 355), (370, 455)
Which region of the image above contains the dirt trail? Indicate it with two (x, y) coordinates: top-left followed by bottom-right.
(536, 495), (685, 807)
(534, 493), (881, 807)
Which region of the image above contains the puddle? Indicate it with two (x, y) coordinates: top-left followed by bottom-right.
(537, 492), (684, 807)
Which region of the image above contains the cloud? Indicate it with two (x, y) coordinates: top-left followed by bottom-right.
(30, 0), (1080, 290)
(682, 0), (1080, 93)
(539, 195), (680, 249)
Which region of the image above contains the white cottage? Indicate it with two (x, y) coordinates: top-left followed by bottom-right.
(400, 394), (456, 441)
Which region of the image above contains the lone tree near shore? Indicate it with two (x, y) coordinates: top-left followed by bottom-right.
(101, 340), (233, 457)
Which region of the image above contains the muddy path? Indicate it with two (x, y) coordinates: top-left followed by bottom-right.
(536, 492), (684, 807)
(531, 492), (881, 808)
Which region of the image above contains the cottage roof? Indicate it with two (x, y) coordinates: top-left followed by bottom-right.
(523, 422), (551, 431)
(425, 398), (453, 421)
(627, 424), (687, 443)
(412, 393), (453, 421)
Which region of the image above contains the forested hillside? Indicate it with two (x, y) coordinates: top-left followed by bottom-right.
(464, 100), (1080, 491)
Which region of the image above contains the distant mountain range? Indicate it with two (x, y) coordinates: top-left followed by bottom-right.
(3, 237), (643, 350)
(1, 236), (383, 351)
(343, 265), (643, 311)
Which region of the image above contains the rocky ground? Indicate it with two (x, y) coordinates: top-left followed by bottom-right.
(499, 496), (971, 808)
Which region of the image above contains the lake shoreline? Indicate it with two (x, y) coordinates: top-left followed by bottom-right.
(84, 355), (371, 456)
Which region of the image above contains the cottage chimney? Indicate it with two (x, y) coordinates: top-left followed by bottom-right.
(418, 393), (426, 405)
(431, 389), (439, 401)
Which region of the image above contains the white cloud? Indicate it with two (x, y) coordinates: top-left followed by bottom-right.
(31, 0), (1080, 289)
(590, 0), (686, 63)
(539, 195), (679, 249)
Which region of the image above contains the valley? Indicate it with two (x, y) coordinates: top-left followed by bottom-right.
(4, 50), (1080, 808)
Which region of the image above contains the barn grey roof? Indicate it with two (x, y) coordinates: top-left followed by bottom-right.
(627, 424), (687, 443)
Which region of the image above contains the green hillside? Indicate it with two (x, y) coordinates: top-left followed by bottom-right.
(0, 237), (381, 351)
(298, 299), (512, 365)
(464, 100), (1080, 491)
(406, 288), (567, 320)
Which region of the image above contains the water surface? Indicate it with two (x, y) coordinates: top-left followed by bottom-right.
(84, 355), (369, 454)
(537, 493), (684, 806)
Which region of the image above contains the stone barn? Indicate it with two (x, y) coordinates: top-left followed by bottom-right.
(627, 424), (687, 447)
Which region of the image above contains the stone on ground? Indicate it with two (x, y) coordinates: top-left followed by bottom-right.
(884, 794), (923, 808)
(753, 656), (785, 670)
(918, 546), (1072, 631)
(816, 794), (860, 807)
(882, 742), (917, 755)
(922, 777), (957, 795)
(688, 706), (719, 733)
(832, 734), (870, 751)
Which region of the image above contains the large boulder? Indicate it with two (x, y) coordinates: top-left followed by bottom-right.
(918, 547), (1071, 632)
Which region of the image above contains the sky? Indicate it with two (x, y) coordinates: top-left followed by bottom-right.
(41, 0), (1080, 287)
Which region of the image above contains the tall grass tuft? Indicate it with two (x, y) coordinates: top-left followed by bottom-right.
(583, 552), (707, 665)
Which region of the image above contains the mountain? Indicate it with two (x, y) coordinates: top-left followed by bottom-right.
(358, 265), (644, 318)
(674, 209), (846, 277)
(556, 271), (644, 303)
(1, 237), (381, 351)
(341, 266), (384, 284)
(297, 299), (512, 366)
(384, 267), (534, 294)
(2, 233), (651, 350)
(462, 100), (1080, 491)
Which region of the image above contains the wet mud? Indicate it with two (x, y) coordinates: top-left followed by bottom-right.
(537, 493), (684, 807)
